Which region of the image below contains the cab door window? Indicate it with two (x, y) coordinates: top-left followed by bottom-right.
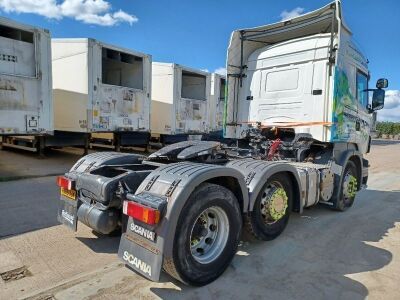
(356, 71), (368, 108)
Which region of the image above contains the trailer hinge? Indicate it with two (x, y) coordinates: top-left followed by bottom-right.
(229, 74), (240, 78)
(245, 171), (256, 185)
(165, 179), (181, 197)
(229, 70), (247, 79)
(145, 175), (159, 191)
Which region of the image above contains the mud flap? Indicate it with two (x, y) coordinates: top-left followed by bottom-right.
(57, 197), (79, 231)
(118, 233), (163, 281)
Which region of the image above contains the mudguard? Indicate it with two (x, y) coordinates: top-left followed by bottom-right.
(65, 151), (146, 206)
(69, 151), (145, 173)
(331, 148), (364, 206)
(226, 159), (303, 212)
(58, 151), (146, 233)
(337, 149), (363, 190)
(118, 162), (248, 281)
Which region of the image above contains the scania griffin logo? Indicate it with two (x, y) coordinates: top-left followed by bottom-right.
(122, 251), (152, 276)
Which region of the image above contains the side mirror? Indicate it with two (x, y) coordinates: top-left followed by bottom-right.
(371, 89), (385, 111)
(376, 78), (388, 89)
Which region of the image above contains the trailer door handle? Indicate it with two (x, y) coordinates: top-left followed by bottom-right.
(312, 89), (323, 95)
(246, 96), (253, 101)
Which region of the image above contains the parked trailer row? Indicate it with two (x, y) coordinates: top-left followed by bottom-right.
(0, 19), (226, 152)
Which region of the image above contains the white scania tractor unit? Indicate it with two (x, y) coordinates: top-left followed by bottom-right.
(56, 1), (387, 286)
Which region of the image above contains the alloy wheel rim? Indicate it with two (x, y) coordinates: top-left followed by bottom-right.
(190, 206), (229, 264)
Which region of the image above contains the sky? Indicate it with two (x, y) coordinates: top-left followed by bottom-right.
(0, 0), (398, 121)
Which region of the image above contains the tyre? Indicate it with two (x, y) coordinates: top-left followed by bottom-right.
(163, 183), (242, 286)
(333, 160), (358, 211)
(245, 173), (293, 241)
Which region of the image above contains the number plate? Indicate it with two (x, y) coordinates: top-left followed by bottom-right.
(61, 187), (76, 200)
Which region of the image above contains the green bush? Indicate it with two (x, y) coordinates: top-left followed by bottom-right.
(376, 122), (400, 135)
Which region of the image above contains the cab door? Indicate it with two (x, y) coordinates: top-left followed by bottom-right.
(355, 70), (371, 153)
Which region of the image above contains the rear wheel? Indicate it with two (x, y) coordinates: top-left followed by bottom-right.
(164, 183), (242, 286)
(245, 174), (293, 241)
(333, 160), (358, 211)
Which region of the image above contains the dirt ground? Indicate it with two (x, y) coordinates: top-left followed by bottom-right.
(0, 140), (399, 300)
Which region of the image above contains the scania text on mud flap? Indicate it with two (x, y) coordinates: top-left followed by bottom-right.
(57, 1), (387, 286)
(129, 221), (156, 242)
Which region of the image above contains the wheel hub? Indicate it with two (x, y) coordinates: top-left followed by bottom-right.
(189, 206), (229, 264)
(343, 174), (357, 199)
(260, 187), (288, 222)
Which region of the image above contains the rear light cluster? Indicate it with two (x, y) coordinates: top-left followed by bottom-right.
(56, 176), (75, 190)
(123, 201), (161, 225)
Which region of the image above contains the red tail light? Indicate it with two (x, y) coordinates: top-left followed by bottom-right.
(123, 201), (160, 225)
(57, 176), (75, 190)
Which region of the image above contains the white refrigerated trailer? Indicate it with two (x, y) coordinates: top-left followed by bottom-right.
(52, 38), (152, 150)
(0, 17), (52, 148)
(207, 73), (226, 139)
(150, 62), (211, 144)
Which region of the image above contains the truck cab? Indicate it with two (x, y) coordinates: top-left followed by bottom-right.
(225, 0), (386, 155)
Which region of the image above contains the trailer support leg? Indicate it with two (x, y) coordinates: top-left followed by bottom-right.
(115, 133), (121, 152)
(37, 136), (45, 157)
(84, 133), (90, 155)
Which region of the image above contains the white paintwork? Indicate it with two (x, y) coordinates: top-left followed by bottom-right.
(225, 0), (372, 154)
(209, 73), (226, 132)
(239, 33), (333, 141)
(151, 62), (211, 136)
(0, 17), (53, 135)
(225, 1), (338, 141)
(52, 38), (152, 133)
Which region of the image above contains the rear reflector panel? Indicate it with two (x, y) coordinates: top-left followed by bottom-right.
(123, 201), (160, 225)
(57, 176), (75, 190)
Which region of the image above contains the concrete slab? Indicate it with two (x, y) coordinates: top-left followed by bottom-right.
(0, 224), (120, 299)
(0, 251), (23, 274)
